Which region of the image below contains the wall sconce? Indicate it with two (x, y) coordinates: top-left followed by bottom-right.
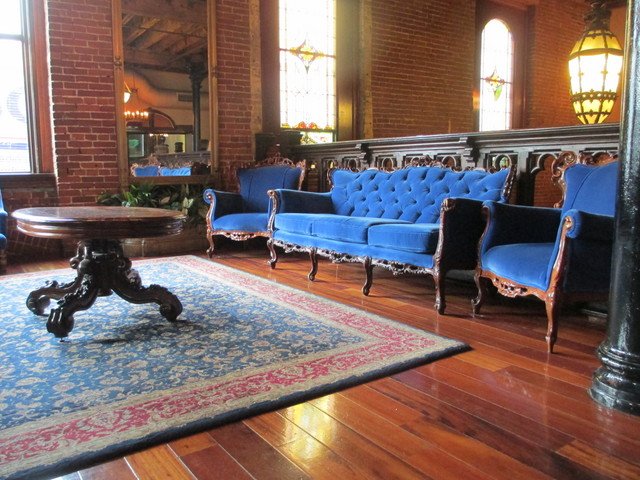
(568, 0), (624, 124)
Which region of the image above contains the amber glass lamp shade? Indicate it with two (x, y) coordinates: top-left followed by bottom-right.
(568, 15), (623, 124)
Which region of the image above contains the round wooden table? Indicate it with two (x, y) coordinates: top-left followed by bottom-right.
(12, 206), (186, 338)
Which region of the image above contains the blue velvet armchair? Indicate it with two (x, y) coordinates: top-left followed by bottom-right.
(203, 158), (305, 256)
(472, 155), (618, 353)
(0, 188), (7, 272)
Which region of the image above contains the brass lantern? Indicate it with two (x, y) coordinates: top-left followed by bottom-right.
(568, 1), (623, 124)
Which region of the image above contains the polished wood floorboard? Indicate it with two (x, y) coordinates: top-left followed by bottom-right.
(9, 246), (640, 480)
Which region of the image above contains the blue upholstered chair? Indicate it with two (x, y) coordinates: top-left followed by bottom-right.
(0, 188), (7, 273)
(133, 165), (160, 177)
(161, 167), (192, 176)
(472, 154), (618, 353)
(203, 157), (305, 256)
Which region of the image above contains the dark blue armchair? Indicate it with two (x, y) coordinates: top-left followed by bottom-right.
(203, 157), (305, 256)
(472, 155), (617, 353)
(0, 188), (7, 272)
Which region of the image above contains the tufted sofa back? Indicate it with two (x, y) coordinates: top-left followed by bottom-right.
(330, 166), (512, 223)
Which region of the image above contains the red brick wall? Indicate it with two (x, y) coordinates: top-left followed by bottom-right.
(216, 0), (256, 176)
(369, 0), (476, 137)
(47, 0), (121, 205)
(2, 179), (61, 260)
(532, 155), (564, 208)
(524, 0), (588, 128)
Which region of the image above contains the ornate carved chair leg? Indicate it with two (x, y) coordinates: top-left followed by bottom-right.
(544, 295), (561, 354)
(362, 257), (373, 296)
(0, 250), (6, 273)
(433, 270), (446, 314)
(206, 230), (215, 258)
(472, 274), (489, 314)
(267, 239), (278, 269)
(308, 248), (318, 281)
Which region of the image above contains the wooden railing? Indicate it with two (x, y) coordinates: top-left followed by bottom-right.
(287, 123), (620, 205)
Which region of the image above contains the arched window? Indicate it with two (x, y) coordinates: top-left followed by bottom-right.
(279, 0), (336, 144)
(479, 19), (514, 131)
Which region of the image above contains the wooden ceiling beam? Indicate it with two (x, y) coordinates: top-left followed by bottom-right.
(122, 0), (207, 26)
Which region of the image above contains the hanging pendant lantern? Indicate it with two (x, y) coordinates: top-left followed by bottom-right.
(568, 0), (624, 124)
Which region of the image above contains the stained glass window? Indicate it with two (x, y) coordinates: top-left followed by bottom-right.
(479, 19), (513, 131)
(279, 0), (336, 144)
(0, 0), (30, 172)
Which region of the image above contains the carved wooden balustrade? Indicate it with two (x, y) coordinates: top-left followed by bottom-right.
(286, 124), (619, 205)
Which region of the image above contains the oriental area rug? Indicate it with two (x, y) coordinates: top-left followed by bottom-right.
(0, 255), (467, 480)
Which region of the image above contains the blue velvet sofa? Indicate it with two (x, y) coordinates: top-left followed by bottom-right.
(472, 154), (617, 353)
(267, 163), (516, 313)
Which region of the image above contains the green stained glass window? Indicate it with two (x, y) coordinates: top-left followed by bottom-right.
(280, 0), (336, 144)
(479, 19), (513, 132)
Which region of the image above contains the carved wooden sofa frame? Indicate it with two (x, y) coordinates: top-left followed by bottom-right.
(267, 158), (516, 314)
(203, 155), (306, 256)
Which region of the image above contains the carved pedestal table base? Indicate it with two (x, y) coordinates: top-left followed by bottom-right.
(26, 239), (182, 338)
(12, 206), (186, 338)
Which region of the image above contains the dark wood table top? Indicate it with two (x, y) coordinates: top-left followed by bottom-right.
(12, 206), (186, 240)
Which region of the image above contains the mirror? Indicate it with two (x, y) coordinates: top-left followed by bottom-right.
(113, 0), (216, 184)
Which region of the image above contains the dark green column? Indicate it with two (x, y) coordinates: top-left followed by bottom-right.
(590, 0), (640, 415)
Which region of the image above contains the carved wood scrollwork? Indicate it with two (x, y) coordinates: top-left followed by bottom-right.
(403, 154), (462, 171)
(551, 150), (618, 208)
(486, 153), (517, 173)
(490, 277), (533, 298)
(224, 231), (270, 241)
(371, 258), (432, 276)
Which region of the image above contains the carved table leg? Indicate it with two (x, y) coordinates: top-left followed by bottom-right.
(111, 257), (182, 322)
(46, 272), (100, 338)
(27, 238), (182, 338)
(26, 245), (85, 315)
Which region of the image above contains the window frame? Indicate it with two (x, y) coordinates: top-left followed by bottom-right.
(260, 0), (359, 143)
(475, 0), (526, 131)
(0, 0), (52, 179)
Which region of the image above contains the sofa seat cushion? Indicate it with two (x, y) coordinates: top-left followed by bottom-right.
(482, 243), (555, 291)
(212, 213), (269, 233)
(368, 223), (441, 254)
(274, 213), (317, 235)
(312, 215), (411, 244)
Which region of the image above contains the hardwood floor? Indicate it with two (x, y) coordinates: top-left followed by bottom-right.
(10, 246), (640, 480)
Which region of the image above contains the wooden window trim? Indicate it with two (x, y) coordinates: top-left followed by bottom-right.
(0, 0), (53, 178)
(260, 0), (359, 141)
(476, 0), (528, 131)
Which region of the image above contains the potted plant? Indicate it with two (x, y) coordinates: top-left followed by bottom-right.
(97, 183), (211, 256)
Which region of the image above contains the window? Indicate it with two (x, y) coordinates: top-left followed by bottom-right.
(279, 0), (336, 144)
(0, 0), (30, 173)
(478, 19), (514, 131)
(0, 0), (49, 175)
